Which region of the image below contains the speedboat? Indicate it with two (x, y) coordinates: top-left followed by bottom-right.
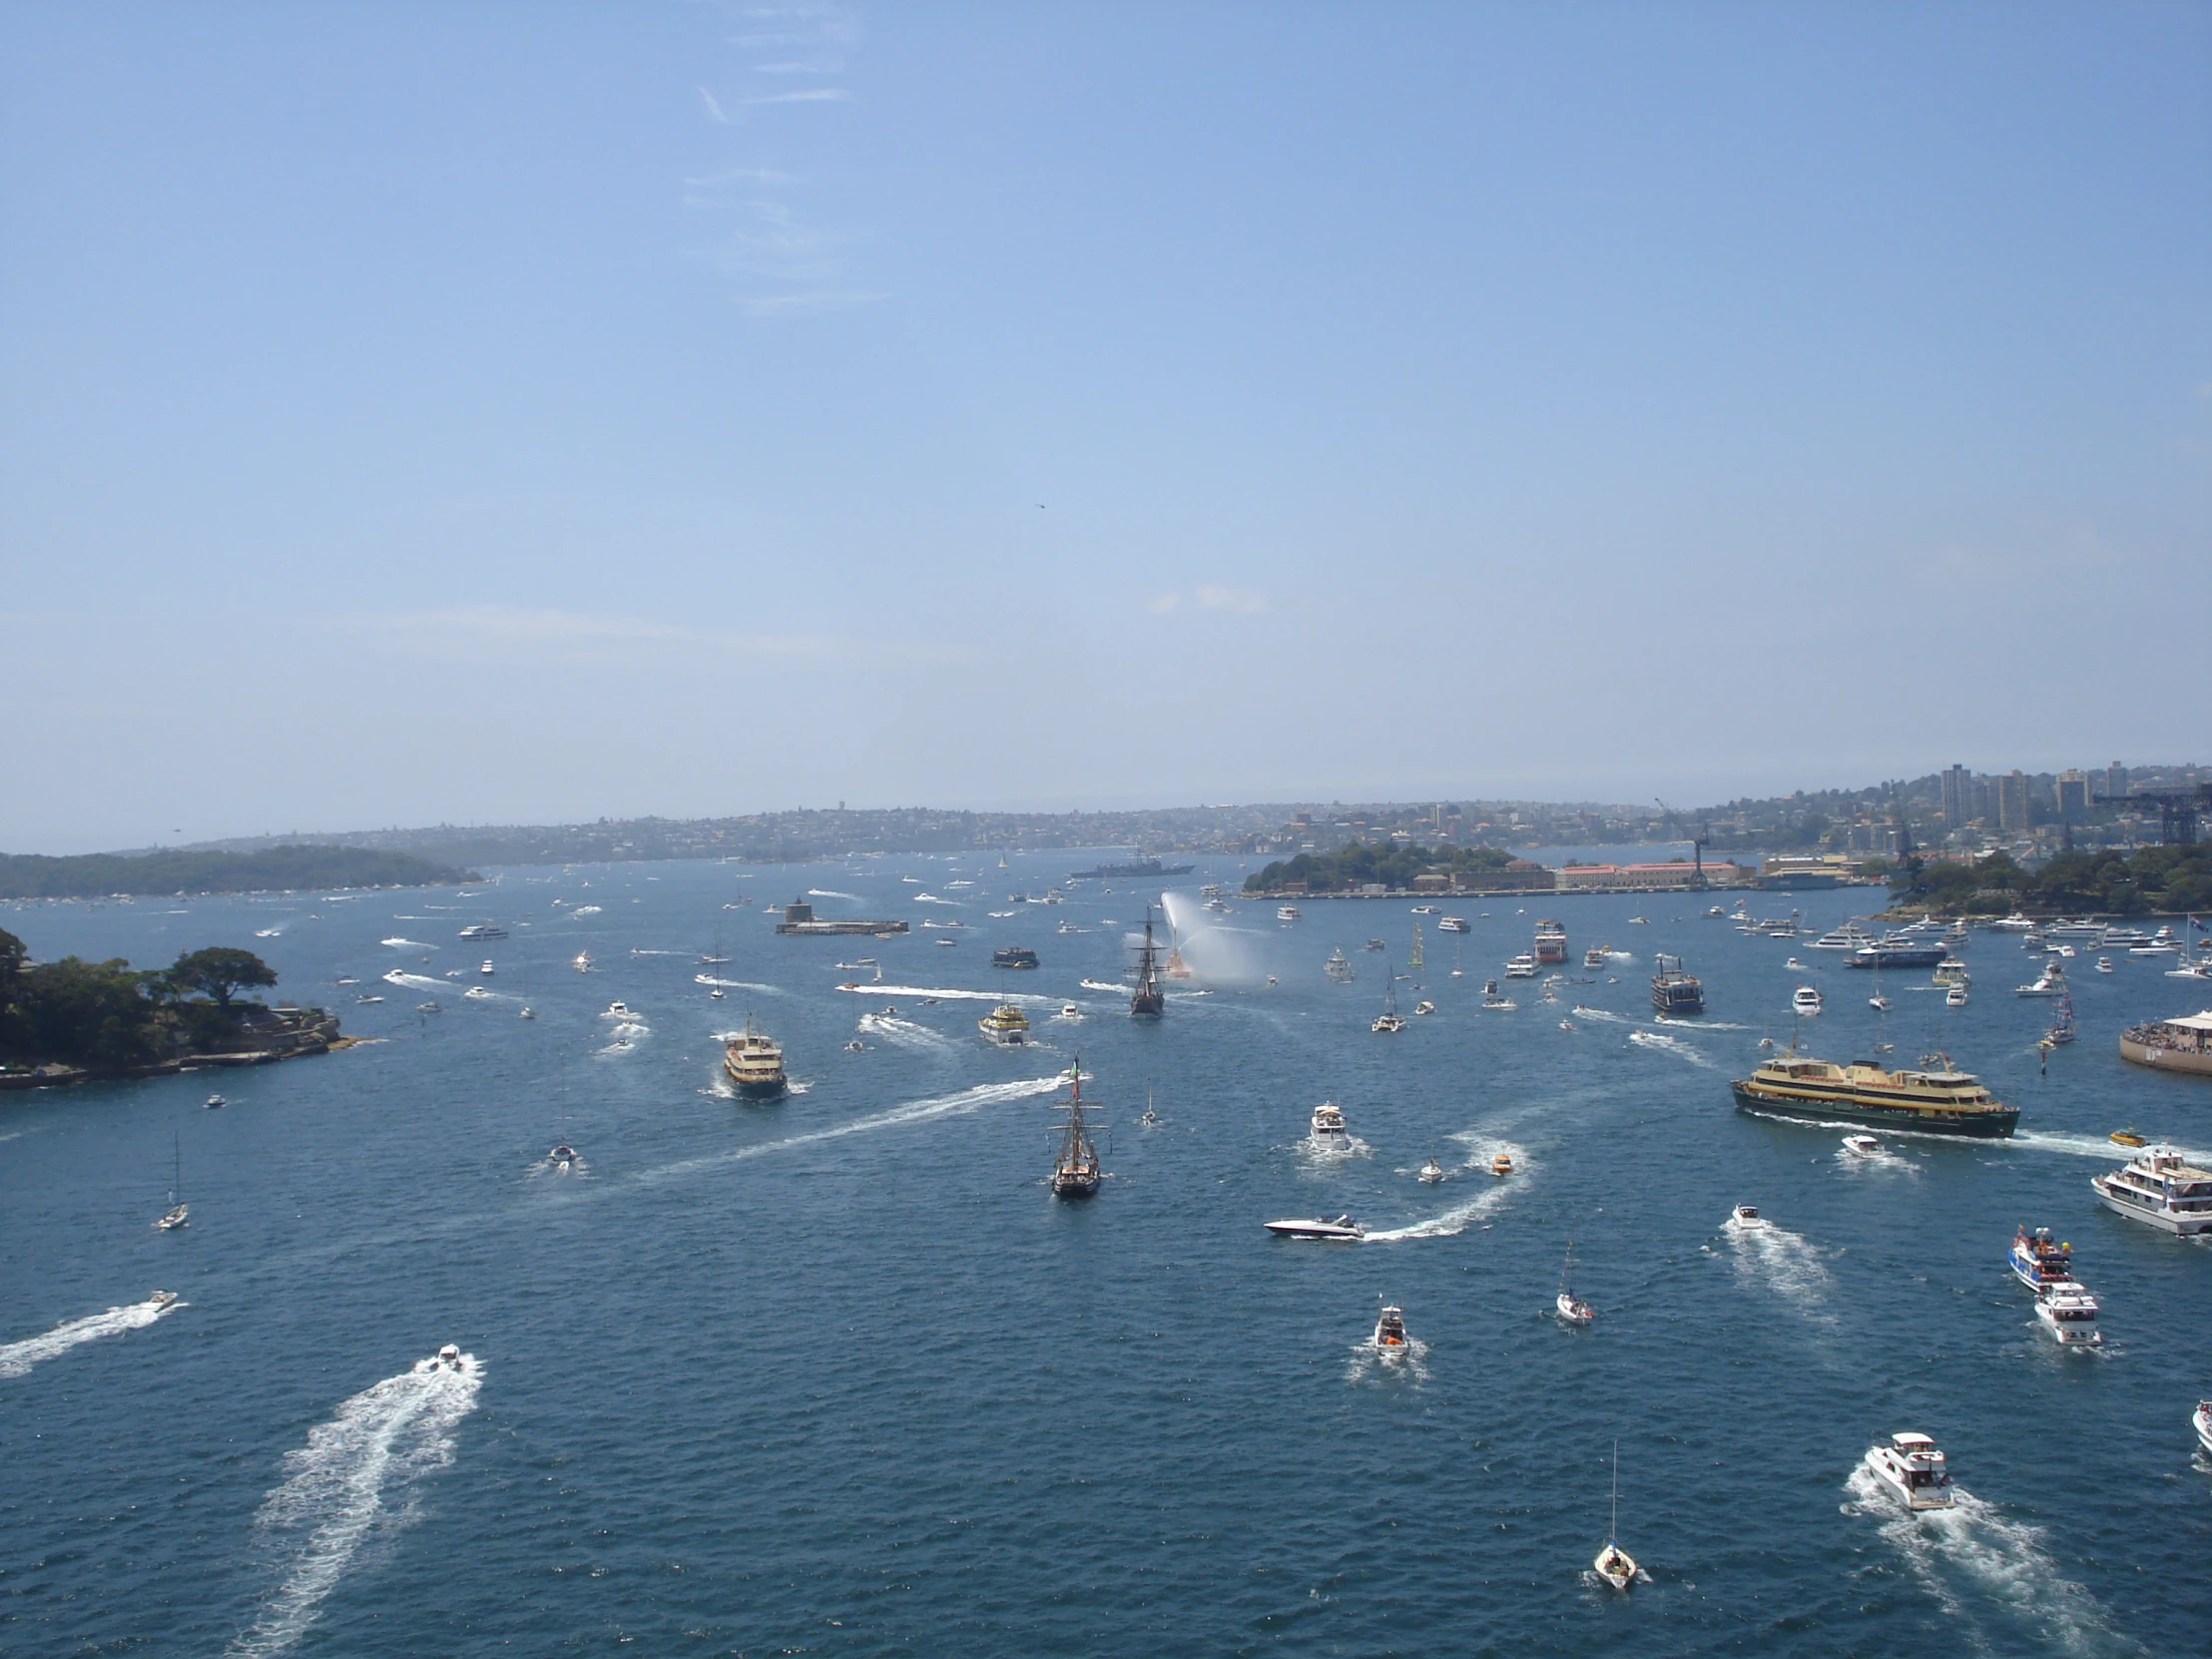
(1310, 1100), (1348, 1143)
(573, 950), (591, 972)
(1409, 904), (1437, 914)
(843, 1039), (863, 1052)
(2195, 1400), (2212, 1457)
(1417, 1156), (1445, 1184)
(479, 960), (495, 975)
(1727, 1204), (1769, 1229)
(1793, 985), (1823, 1016)
(463, 986), (495, 1000)
(549, 1142), (577, 1171)
(602, 1000), (631, 1018)
(1489, 1153), (1513, 1177)
(2035, 1282), (2102, 1347)
(1842, 1134), (1881, 1157)
(1056, 1002), (1081, 1020)
(149, 1290), (179, 1311)
(2008, 1225), (2073, 1288)
(436, 1345), (463, 1371)
(1264, 1214), (1365, 1241)
(204, 1093), (227, 1109)
(1372, 1304), (1410, 1357)
(2110, 1128), (2146, 1147)
(1863, 1432), (1955, 1511)
(2095, 955), (2116, 973)
(1412, 1000), (1435, 1015)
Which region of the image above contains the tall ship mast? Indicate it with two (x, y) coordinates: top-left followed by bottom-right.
(1130, 905), (1166, 1017)
(1050, 1061), (1104, 1197)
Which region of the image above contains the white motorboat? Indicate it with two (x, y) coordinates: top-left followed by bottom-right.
(1592, 1443), (1637, 1590)
(1417, 1156), (1445, 1184)
(2035, 1282), (2102, 1347)
(436, 1344), (463, 1371)
(572, 950), (591, 972)
(1842, 1134), (1881, 1156)
(1324, 947), (1356, 982)
(1481, 978), (1514, 1009)
(1372, 1304), (1411, 1358)
(1933, 958), (1969, 986)
(1310, 1100), (1348, 1143)
(463, 986), (495, 1000)
(1793, 985), (1823, 1016)
(1863, 1432), (1955, 1511)
(1727, 1204), (1769, 1229)
(2090, 1145), (2212, 1236)
(549, 1142), (577, 1172)
(601, 1001), (632, 1018)
(1504, 952), (1538, 978)
(1945, 985), (1969, 1008)
(1056, 1002), (1082, 1020)
(2195, 1400), (2212, 1457)
(1412, 999), (1435, 1015)
(1811, 922), (1875, 951)
(1437, 916), (1469, 933)
(204, 1093), (227, 1110)
(479, 960), (495, 975)
(1989, 912), (2035, 931)
(519, 1006), (535, 1020)
(1409, 904), (1437, 914)
(2016, 963), (2067, 997)
(1277, 905), (1302, 922)
(1263, 1214), (1364, 1241)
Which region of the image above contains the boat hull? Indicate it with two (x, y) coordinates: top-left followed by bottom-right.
(1732, 1083), (2018, 1138)
(2089, 1176), (2212, 1235)
(2118, 1035), (2212, 1076)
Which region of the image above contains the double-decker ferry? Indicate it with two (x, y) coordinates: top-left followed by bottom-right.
(1533, 919), (1567, 965)
(1650, 955), (1704, 1016)
(1730, 1052), (2018, 1138)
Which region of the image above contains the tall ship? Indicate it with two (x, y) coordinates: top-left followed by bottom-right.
(1730, 1051), (2018, 1138)
(775, 898), (909, 937)
(1533, 919), (1567, 965)
(722, 1016), (789, 1099)
(2089, 1145), (2212, 1235)
(1130, 906), (1167, 1017)
(2118, 1008), (2212, 1076)
(1068, 856), (1195, 879)
(1650, 955), (1705, 1017)
(1049, 1063), (1104, 1197)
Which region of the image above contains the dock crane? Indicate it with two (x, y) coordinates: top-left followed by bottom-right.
(1655, 801), (1711, 889)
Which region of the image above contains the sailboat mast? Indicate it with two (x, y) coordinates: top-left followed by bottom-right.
(1610, 1439), (1620, 1541)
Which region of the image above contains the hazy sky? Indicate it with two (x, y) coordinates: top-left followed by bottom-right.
(3, 3), (2207, 852)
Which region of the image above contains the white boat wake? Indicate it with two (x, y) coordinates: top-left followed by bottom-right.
(1725, 1218), (1835, 1312)
(837, 983), (1059, 1006)
(1366, 1136), (1529, 1241)
(1629, 1030), (1718, 1068)
(694, 974), (782, 995)
(0, 1294), (184, 1379)
(381, 970), (450, 994)
(855, 1013), (955, 1051)
(1078, 978), (1129, 994)
(2010, 1130), (2212, 1165)
(228, 1352), (484, 1658)
(806, 888), (860, 901)
(1841, 1466), (2144, 1656)
(379, 937), (432, 951)
(638, 1076), (1065, 1186)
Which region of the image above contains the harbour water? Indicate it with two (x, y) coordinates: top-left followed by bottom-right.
(3, 861), (2208, 1655)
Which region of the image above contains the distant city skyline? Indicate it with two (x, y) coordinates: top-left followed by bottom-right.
(4, 3), (2206, 852)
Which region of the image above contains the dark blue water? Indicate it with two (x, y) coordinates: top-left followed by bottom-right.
(4, 862), (2207, 1656)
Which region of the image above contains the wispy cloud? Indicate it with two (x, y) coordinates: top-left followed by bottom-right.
(1148, 585), (1268, 616)
(698, 87), (729, 124)
(343, 607), (949, 667)
(745, 88), (849, 104)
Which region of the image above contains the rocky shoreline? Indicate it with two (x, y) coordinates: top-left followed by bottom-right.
(0, 1006), (346, 1093)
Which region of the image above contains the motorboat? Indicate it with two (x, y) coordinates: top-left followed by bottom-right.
(1057, 1002), (1082, 1020)
(2035, 1282), (2102, 1347)
(519, 1005), (535, 1020)
(1412, 1000), (1435, 1015)
(1842, 1134), (1881, 1157)
(1945, 985), (1969, 1008)
(1277, 905), (1302, 922)
(463, 986), (495, 1000)
(1504, 953), (1538, 979)
(1310, 1100), (1349, 1143)
(977, 1001), (1032, 1046)
(2090, 1145), (2212, 1236)
(2016, 962), (2067, 997)
(479, 960), (495, 976)
(1417, 1156), (1445, 1184)
(1863, 1432), (1955, 1511)
(149, 1291), (179, 1311)
(1481, 979), (1514, 1010)
(1811, 922), (1876, 951)
(1489, 1152), (1513, 1178)
(1584, 945), (1608, 969)
(1409, 904), (1437, 914)
(1324, 947), (1356, 983)
(1264, 1215), (1365, 1241)
(1437, 916), (1469, 933)
(843, 1039), (864, 1052)
(1372, 1304), (1410, 1357)
(1988, 912), (2035, 931)
(2008, 1225), (2073, 1289)
(573, 950), (591, 972)
(436, 1345), (463, 1371)
(204, 1093), (227, 1110)
(1933, 958), (1969, 986)
(1793, 985), (1823, 1016)
(2109, 1127), (2146, 1147)
(2195, 1400), (2212, 1457)
(549, 1142), (577, 1171)
(1727, 1204), (1768, 1229)
(602, 1001), (633, 1018)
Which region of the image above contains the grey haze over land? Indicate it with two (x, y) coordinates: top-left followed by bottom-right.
(2, 4), (2206, 853)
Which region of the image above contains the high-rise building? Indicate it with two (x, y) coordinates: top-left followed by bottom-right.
(1996, 771), (2029, 832)
(2057, 770), (2088, 822)
(1940, 764), (1969, 826)
(2105, 761), (2129, 802)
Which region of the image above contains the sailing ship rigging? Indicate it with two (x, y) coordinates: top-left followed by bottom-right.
(1050, 1061), (1104, 1197)
(1130, 905), (1166, 1017)
(156, 1134), (188, 1231)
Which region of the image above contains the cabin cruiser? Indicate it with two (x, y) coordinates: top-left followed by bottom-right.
(463, 986), (495, 1000)
(1792, 985), (1823, 1016)
(2090, 1145), (2212, 1235)
(549, 1142), (577, 1172)
(1056, 1002), (1082, 1020)
(1863, 1432), (1955, 1511)
(1372, 1305), (1410, 1357)
(479, 960), (495, 975)
(2036, 1282), (2102, 1347)
(1811, 922), (1876, 951)
(1310, 1100), (1349, 1143)
(2195, 1400), (2212, 1457)
(1504, 953), (1538, 978)
(458, 923), (507, 940)
(977, 1002), (1032, 1046)
(602, 1001), (633, 1018)
(1945, 985), (1969, 1008)
(1989, 912), (2035, 931)
(1437, 916), (1469, 933)
(1417, 1156), (1445, 1184)
(1727, 1204), (1769, 1229)
(1412, 1000), (1435, 1015)
(1277, 904), (1302, 922)
(1842, 1134), (1881, 1157)
(204, 1093), (227, 1110)
(1932, 958), (1969, 986)
(2015, 962), (2067, 996)
(1264, 1214), (1365, 1241)
(2008, 1226), (2073, 1289)
(1324, 947), (1356, 982)
(1481, 979), (1514, 1009)
(149, 1290), (179, 1311)
(1489, 1152), (1513, 1177)
(436, 1345), (463, 1371)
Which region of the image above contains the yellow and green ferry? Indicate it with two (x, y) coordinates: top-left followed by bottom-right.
(1730, 1051), (2018, 1139)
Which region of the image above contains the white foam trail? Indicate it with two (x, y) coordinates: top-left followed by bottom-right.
(1344, 1334), (1431, 1385)
(1835, 1142), (1921, 1177)
(2011, 1130), (2212, 1165)
(379, 937), (432, 950)
(381, 970), (450, 993)
(1571, 1005), (1635, 1025)
(856, 1013), (956, 1051)
(694, 974), (783, 995)
(1841, 1466), (2144, 1656)
(229, 1354), (484, 1657)
(1628, 1029), (1719, 1068)
(0, 1295), (184, 1379)
(568, 905), (602, 918)
(639, 1077), (1064, 1186)
(837, 983), (1058, 1006)
(914, 893), (960, 905)
(1367, 1136), (1528, 1241)
(806, 888), (860, 901)
(1726, 1219), (1834, 1311)
(1079, 978), (1127, 994)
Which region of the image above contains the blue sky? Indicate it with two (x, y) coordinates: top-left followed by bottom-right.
(3, 2), (2206, 851)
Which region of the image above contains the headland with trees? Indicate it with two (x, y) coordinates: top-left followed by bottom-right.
(1890, 843), (2212, 916)
(0, 844), (477, 901)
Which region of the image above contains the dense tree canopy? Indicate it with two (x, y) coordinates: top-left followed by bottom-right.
(0, 844), (476, 900)
(0, 929), (283, 1069)
(1244, 842), (1517, 893)
(166, 946), (278, 1009)
(1892, 843), (2212, 914)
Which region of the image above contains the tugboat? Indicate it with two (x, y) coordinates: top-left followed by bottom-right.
(722, 1015), (789, 1098)
(978, 1001), (1033, 1047)
(1863, 1432), (1955, 1511)
(1049, 1062), (1104, 1198)
(1130, 906), (1168, 1017)
(1372, 1303), (1410, 1358)
(2008, 1226), (2073, 1289)
(1649, 955), (1705, 1016)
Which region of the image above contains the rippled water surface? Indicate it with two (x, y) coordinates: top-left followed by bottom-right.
(4, 862), (2208, 1655)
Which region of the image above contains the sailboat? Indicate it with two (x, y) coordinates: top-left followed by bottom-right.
(1593, 1441), (1639, 1590)
(1372, 963), (1407, 1033)
(156, 1134), (188, 1231)
(1130, 906), (1167, 1018)
(1050, 1061), (1104, 1197)
(701, 924), (730, 966)
(1408, 922), (1424, 971)
(2045, 988), (2077, 1047)
(1450, 939), (1463, 978)
(1555, 1241), (1594, 1323)
(1868, 959), (1890, 1012)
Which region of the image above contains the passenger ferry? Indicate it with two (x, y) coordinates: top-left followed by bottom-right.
(991, 946), (1040, 969)
(1649, 955), (1705, 1016)
(2007, 1226), (2073, 1289)
(722, 1017), (789, 1099)
(1277, 904), (1302, 922)
(1437, 915), (1469, 933)
(1863, 1432), (1955, 1511)
(1731, 1053), (2019, 1138)
(2089, 1145), (2212, 1235)
(977, 1001), (1032, 1046)
(1533, 919), (1568, 965)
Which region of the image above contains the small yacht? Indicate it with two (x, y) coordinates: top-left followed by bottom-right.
(149, 1290), (179, 1311)
(549, 1142), (577, 1172)
(1793, 985), (1823, 1016)
(1310, 1100), (1349, 1143)
(602, 1001), (632, 1018)
(1277, 904), (1302, 922)
(1784, 956), (1805, 970)
(436, 1345), (463, 1372)
(1863, 1432), (1955, 1511)
(1417, 1156), (1445, 1184)
(2015, 962), (2068, 996)
(1373, 969), (1406, 1034)
(1811, 922), (1875, 951)
(1481, 979), (1514, 1010)
(1437, 915), (1469, 933)
(2095, 955), (2116, 973)
(1989, 912), (2035, 931)
(1842, 1134), (1882, 1157)
(1324, 947), (1356, 982)
(1504, 952), (1538, 978)
(1412, 1000), (1435, 1015)
(1408, 904), (1437, 914)
(1727, 1204), (1768, 1229)
(1372, 1304), (1411, 1358)
(463, 985), (495, 1000)
(2194, 1400), (2212, 1457)
(1264, 1214), (1365, 1241)
(2090, 1145), (2212, 1235)
(1489, 1152), (1513, 1178)
(1057, 1002), (1082, 1020)
(1593, 1443), (1637, 1590)
(204, 1093), (227, 1110)
(977, 1001), (1032, 1046)
(479, 960), (495, 976)
(2035, 1282), (2102, 1347)
(2008, 1225), (2073, 1289)
(1945, 985), (1969, 1008)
